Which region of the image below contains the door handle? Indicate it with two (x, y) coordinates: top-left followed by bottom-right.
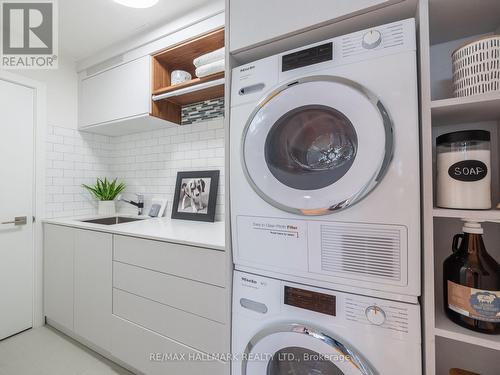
(1, 216), (27, 226)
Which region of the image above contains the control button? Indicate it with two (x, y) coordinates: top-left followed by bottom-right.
(362, 30), (382, 49)
(365, 305), (386, 325)
(240, 298), (268, 314)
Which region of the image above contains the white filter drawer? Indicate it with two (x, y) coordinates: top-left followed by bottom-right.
(309, 221), (408, 286)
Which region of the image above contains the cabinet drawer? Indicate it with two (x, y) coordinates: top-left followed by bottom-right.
(111, 315), (227, 375)
(113, 289), (228, 355)
(113, 235), (226, 287)
(113, 261), (226, 323)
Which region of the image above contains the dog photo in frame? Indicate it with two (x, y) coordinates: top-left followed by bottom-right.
(171, 170), (220, 222)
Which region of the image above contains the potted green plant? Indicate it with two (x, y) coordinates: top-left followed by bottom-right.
(82, 178), (126, 216)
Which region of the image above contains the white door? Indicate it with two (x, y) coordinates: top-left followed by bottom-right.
(242, 76), (393, 215)
(244, 323), (376, 374)
(0, 78), (34, 340)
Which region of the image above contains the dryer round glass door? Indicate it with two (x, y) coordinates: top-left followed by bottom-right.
(242, 76), (393, 215)
(243, 323), (376, 375)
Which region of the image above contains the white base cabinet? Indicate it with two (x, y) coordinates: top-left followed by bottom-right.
(44, 225), (75, 332)
(43, 224), (230, 375)
(74, 229), (112, 351)
(44, 225), (112, 351)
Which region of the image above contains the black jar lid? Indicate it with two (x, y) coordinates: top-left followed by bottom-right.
(436, 130), (490, 145)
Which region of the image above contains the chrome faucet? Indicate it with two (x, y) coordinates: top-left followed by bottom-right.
(118, 194), (144, 215)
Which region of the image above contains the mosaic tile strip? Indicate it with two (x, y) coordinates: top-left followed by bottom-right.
(181, 97), (224, 125)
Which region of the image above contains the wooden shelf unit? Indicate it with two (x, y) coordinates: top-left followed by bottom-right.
(151, 28), (225, 124)
(420, 0), (500, 374)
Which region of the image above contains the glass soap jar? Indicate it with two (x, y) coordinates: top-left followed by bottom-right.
(436, 130), (491, 209)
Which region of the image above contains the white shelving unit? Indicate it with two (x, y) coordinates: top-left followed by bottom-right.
(434, 308), (500, 352)
(419, 0), (500, 374)
(431, 92), (500, 125)
(433, 208), (500, 222)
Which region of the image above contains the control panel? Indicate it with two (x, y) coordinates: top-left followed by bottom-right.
(345, 297), (409, 333)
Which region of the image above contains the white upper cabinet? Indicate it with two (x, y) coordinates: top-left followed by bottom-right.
(79, 56), (151, 128)
(229, 0), (402, 52)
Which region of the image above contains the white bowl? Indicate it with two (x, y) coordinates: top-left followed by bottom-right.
(171, 70), (192, 85)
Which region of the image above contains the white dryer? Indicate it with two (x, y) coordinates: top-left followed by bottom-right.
(230, 19), (420, 300)
(232, 271), (422, 375)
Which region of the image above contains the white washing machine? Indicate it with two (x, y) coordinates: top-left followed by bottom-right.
(232, 271), (421, 375)
(230, 18), (420, 300)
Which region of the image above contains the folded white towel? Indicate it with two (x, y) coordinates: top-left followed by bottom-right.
(195, 59), (225, 78)
(193, 47), (225, 68)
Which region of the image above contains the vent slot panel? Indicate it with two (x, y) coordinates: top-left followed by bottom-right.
(320, 223), (404, 283)
(345, 298), (409, 334)
(341, 22), (404, 58)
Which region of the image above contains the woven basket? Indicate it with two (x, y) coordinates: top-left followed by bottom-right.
(452, 35), (500, 97)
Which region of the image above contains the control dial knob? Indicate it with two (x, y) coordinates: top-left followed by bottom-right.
(362, 30), (382, 49)
(365, 305), (386, 325)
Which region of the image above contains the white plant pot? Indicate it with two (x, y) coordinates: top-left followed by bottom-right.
(98, 200), (116, 216)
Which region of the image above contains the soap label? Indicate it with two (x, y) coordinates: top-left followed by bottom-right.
(448, 160), (488, 182)
(448, 281), (500, 322)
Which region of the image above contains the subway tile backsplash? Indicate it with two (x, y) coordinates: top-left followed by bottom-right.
(45, 117), (225, 221)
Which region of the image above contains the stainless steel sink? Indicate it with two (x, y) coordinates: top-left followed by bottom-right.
(80, 216), (145, 225)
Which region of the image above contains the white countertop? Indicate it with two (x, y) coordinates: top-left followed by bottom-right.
(42, 215), (226, 251)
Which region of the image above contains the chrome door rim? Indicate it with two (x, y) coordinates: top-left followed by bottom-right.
(242, 322), (378, 375)
(241, 75), (394, 216)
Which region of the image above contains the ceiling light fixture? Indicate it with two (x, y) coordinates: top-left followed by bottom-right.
(113, 0), (159, 9)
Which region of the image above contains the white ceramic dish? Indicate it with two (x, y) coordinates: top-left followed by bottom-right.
(171, 70), (192, 85)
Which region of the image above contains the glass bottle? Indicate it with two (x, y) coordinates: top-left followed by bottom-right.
(443, 221), (500, 334)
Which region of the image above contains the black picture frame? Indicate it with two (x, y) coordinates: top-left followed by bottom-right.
(171, 170), (220, 222)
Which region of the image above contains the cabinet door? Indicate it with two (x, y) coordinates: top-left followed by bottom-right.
(44, 224), (74, 331)
(229, 0), (399, 52)
(79, 56), (151, 128)
(74, 229), (112, 351)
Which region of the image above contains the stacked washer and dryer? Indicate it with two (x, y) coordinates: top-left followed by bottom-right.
(229, 18), (421, 375)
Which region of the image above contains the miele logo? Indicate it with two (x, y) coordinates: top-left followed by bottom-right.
(241, 277), (257, 284)
(240, 65), (255, 73)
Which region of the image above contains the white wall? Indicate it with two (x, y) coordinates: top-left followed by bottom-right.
(45, 117), (225, 221)
(45, 125), (113, 218)
(12, 55), (78, 129)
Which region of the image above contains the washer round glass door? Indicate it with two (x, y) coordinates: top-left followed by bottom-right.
(243, 324), (376, 375)
(242, 76), (393, 215)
